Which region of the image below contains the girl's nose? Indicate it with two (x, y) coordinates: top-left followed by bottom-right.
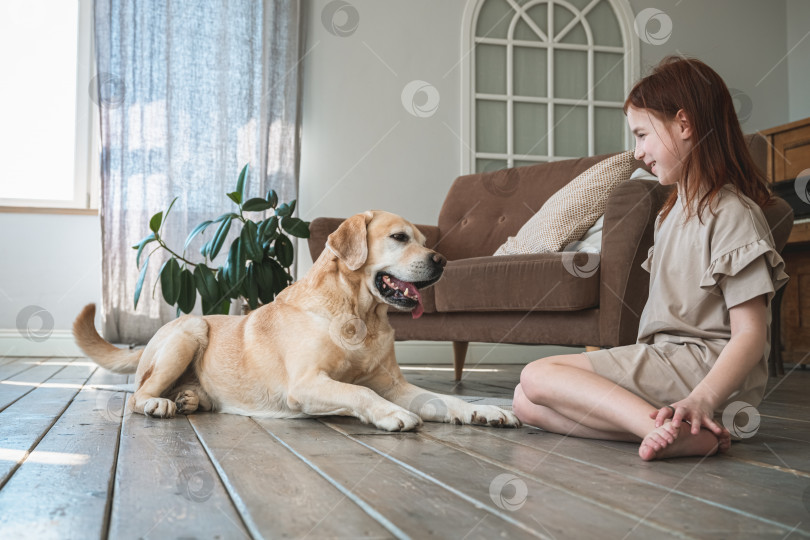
(634, 144), (644, 161)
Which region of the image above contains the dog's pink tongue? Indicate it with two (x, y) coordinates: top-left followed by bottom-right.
(391, 277), (424, 319)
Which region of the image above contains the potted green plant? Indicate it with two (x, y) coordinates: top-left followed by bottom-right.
(132, 164), (310, 315)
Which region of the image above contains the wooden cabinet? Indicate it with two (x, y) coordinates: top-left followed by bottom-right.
(760, 117), (810, 367)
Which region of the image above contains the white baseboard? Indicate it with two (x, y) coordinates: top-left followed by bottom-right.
(0, 329), (585, 365)
(394, 341), (584, 365)
(0, 329), (85, 358)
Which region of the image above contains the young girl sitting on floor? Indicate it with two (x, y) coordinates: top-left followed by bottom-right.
(512, 56), (789, 461)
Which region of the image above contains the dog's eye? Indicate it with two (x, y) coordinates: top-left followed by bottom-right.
(390, 233), (409, 243)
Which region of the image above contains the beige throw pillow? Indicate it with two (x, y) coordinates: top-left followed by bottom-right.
(494, 151), (636, 255)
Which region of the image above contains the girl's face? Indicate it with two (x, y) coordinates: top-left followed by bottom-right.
(626, 106), (694, 186)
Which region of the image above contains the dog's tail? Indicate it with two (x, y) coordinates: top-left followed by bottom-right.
(73, 304), (141, 373)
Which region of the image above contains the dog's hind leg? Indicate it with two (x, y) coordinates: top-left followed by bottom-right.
(173, 385), (213, 415)
(129, 317), (209, 418)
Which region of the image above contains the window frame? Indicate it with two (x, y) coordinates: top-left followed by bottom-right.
(460, 0), (640, 174)
(0, 0), (99, 213)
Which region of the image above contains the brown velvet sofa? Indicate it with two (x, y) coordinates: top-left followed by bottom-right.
(308, 134), (794, 380)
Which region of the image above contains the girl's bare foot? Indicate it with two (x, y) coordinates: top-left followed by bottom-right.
(639, 421), (725, 461)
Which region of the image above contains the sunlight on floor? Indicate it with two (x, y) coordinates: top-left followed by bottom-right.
(19, 361), (97, 367)
(0, 448), (90, 466)
(399, 366), (501, 373)
(0, 381), (85, 390)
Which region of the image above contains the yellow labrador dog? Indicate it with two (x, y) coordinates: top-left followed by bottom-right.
(74, 211), (519, 431)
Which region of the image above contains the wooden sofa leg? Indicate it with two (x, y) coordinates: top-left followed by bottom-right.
(453, 342), (469, 381)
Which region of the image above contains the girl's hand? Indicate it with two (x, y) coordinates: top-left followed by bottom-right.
(649, 396), (727, 437)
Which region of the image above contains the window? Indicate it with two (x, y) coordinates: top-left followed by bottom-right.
(462, 0), (639, 174)
(0, 0), (98, 210)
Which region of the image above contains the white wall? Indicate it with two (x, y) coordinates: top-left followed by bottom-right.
(628, 0), (791, 132)
(787, 0), (810, 120)
(0, 212), (101, 356)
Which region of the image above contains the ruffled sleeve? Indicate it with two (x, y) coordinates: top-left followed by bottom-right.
(699, 237), (789, 307)
(641, 245), (654, 273)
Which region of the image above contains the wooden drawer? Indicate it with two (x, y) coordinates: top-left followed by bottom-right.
(763, 117), (810, 183)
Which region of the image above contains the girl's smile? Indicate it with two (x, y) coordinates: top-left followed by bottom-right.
(626, 106), (694, 186)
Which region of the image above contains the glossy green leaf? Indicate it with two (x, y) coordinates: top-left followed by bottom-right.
(245, 264), (259, 310)
(281, 216), (310, 239)
(160, 197), (178, 234)
(242, 198), (274, 212)
(240, 221), (263, 260)
(214, 212), (239, 223)
(275, 234), (294, 267)
(275, 203), (292, 218)
(235, 164), (249, 200)
(134, 257), (149, 309)
(216, 267), (233, 298)
(227, 191), (242, 206)
(200, 239), (211, 258)
(265, 258), (288, 295)
(194, 264), (220, 309)
(255, 261), (276, 304)
(177, 269), (196, 314)
(134, 233), (157, 269)
(159, 258), (182, 305)
(149, 211), (163, 233)
(209, 217), (232, 260)
(226, 238), (247, 288)
(184, 220), (214, 251)
(259, 217), (279, 242)
(265, 189), (278, 208)
(288, 199), (296, 215)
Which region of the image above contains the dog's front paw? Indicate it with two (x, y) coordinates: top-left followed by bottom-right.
(468, 405), (521, 428)
(143, 397), (177, 418)
(374, 408), (423, 432)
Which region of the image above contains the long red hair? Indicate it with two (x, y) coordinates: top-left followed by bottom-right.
(624, 56), (771, 224)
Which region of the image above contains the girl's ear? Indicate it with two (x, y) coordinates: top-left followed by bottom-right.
(674, 109), (693, 140)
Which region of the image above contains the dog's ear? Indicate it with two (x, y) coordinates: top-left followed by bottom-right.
(326, 212), (374, 271)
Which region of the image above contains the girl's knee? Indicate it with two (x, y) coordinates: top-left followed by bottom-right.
(512, 384), (533, 424)
(519, 359), (555, 405)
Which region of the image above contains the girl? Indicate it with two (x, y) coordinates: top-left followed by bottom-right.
(512, 56), (789, 461)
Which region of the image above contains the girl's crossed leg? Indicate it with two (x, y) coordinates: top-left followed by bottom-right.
(512, 353), (725, 460)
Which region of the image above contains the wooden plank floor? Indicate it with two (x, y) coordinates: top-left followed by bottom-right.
(0, 358), (809, 539)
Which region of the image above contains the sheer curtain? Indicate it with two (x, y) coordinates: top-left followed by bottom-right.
(94, 0), (304, 344)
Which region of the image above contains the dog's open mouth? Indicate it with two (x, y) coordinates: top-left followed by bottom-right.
(375, 272), (439, 319)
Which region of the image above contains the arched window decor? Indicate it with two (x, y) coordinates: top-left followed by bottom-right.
(462, 0), (639, 173)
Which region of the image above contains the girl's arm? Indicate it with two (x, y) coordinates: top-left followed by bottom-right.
(652, 294), (768, 436)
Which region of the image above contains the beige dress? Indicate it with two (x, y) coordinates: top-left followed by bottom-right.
(585, 185), (789, 412)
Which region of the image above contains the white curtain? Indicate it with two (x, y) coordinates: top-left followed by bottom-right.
(94, 0), (304, 344)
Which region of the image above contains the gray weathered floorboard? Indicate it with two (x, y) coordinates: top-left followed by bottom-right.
(256, 417), (540, 539)
(0, 358), (72, 412)
(419, 422), (801, 538)
(476, 427), (810, 536)
(108, 409), (250, 539)
(0, 360), (96, 488)
(1, 363), (808, 539)
(0, 368), (125, 539)
(323, 418), (682, 540)
(190, 413), (391, 539)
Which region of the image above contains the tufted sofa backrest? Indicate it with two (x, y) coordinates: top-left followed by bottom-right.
(434, 153), (644, 261)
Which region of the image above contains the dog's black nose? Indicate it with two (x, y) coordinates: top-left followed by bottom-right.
(431, 252), (447, 268)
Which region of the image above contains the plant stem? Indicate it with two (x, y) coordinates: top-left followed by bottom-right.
(156, 237), (203, 268)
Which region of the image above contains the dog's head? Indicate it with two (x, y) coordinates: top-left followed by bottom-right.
(325, 211), (446, 318)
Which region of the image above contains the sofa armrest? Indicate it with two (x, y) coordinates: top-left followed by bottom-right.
(598, 179), (673, 346)
(307, 217), (441, 263)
